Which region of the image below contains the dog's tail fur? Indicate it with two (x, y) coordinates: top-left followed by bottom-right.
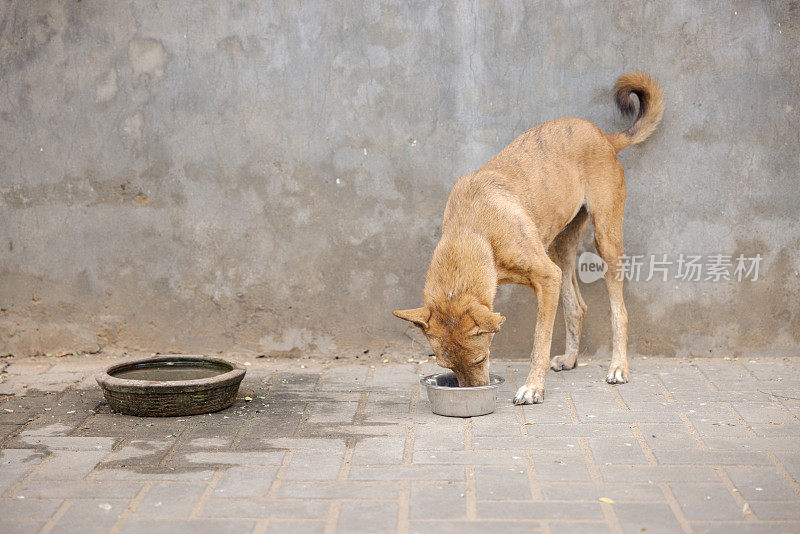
(606, 72), (664, 153)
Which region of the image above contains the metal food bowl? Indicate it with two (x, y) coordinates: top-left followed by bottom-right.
(96, 356), (246, 417)
(420, 372), (505, 417)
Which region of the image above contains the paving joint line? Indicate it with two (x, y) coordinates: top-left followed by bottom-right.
(765, 451), (800, 499)
(579, 435), (623, 533)
(724, 402), (758, 438)
(189, 467), (225, 518)
(678, 412), (710, 450)
(691, 360), (720, 392)
(715, 466), (757, 522)
(109, 480), (153, 534)
(657, 482), (693, 534)
(37, 499), (72, 534)
(652, 374), (676, 403)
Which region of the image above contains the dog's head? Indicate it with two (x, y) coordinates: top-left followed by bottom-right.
(393, 297), (505, 387)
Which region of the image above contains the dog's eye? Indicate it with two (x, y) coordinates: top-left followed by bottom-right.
(472, 355), (487, 366)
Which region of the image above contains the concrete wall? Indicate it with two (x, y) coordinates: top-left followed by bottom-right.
(1, 1), (799, 358)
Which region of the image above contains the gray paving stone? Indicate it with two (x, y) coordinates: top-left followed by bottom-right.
(265, 520), (326, 534)
(476, 501), (603, 520)
(51, 500), (127, 534)
(601, 466), (720, 483)
(121, 519), (256, 534)
(202, 499), (329, 519)
(32, 450), (108, 480)
(135, 482), (206, 516)
(703, 437), (800, 452)
(349, 465), (465, 481)
(652, 449), (772, 466)
(725, 467), (799, 500)
(638, 423), (701, 450)
(107, 438), (175, 466)
(415, 428), (464, 451)
(0, 464), (37, 495)
(0, 423), (18, 441)
(475, 466), (531, 500)
(688, 415), (752, 438)
(337, 500), (398, 533)
(750, 423), (800, 438)
(669, 483), (742, 520)
(470, 410), (521, 436)
(613, 502), (684, 534)
(213, 466), (278, 498)
(13, 436), (117, 451)
(519, 396), (573, 424)
(278, 481), (398, 500)
(283, 451), (343, 480)
(413, 450), (525, 465)
(747, 501), (800, 521)
(523, 424), (634, 438)
(261, 437), (347, 452)
(352, 437), (405, 465)
(689, 522), (800, 534)
(371, 365), (420, 387)
(410, 482), (467, 519)
(544, 522), (611, 534)
(319, 366), (369, 390)
(732, 402), (796, 425)
(470, 436), (581, 451)
(540, 483), (664, 502)
(364, 401), (411, 416)
(587, 437), (648, 466)
(15, 480), (144, 499)
(178, 451), (285, 466)
(531, 451), (591, 482)
(409, 520), (544, 534)
(307, 401), (358, 423)
(92, 467), (215, 481)
(19, 422), (77, 437)
(773, 453), (800, 485)
(0, 498), (62, 519)
(0, 520), (47, 533)
(182, 437), (233, 449)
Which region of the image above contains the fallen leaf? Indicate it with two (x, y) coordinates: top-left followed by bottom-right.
(382, 359), (389, 363)
(599, 497), (614, 504)
(523, 422), (534, 425)
(244, 396), (253, 402)
(742, 502), (751, 516)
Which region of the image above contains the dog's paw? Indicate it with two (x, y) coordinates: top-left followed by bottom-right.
(513, 384), (544, 405)
(605, 365), (629, 384)
(550, 354), (577, 372)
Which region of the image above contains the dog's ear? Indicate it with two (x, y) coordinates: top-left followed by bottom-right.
(393, 307), (431, 330)
(470, 304), (505, 334)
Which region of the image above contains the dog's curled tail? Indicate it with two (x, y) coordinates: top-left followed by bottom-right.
(607, 71), (664, 153)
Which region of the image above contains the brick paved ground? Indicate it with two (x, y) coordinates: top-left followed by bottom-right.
(1, 353), (800, 533)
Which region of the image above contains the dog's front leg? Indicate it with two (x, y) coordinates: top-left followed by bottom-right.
(514, 263), (562, 405)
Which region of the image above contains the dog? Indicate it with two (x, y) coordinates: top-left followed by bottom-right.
(393, 72), (663, 404)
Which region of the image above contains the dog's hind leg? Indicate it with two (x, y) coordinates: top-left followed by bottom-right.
(548, 207), (590, 372)
(590, 184), (629, 384)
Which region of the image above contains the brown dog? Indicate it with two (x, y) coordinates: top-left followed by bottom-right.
(394, 72), (663, 404)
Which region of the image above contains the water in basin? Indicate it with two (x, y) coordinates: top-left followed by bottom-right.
(112, 361), (231, 381)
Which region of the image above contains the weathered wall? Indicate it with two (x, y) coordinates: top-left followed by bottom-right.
(1, 1), (798, 358)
